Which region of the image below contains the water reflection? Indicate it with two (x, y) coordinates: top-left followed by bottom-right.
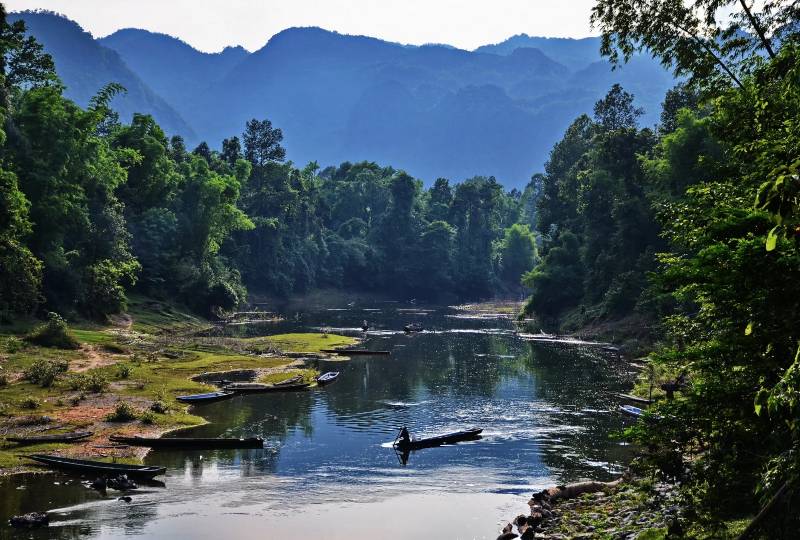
(1, 302), (636, 539)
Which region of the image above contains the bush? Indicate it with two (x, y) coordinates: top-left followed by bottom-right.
(6, 336), (24, 353)
(140, 411), (157, 425)
(149, 400), (170, 414)
(66, 372), (109, 393)
(20, 396), (41, 409)
(116, 364), (132, 379)
(24, 358), (68, 387)
(0, 367), (7, 387)
(24, 313), (80, 349)
(0, 402), (9, 416)
(105, 401), (137, 422)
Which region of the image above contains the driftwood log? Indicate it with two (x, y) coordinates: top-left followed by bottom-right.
(530, 476), (627, 505)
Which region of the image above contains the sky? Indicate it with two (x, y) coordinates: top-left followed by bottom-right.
(5, 0), (600, 52)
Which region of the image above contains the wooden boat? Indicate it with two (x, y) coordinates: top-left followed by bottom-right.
(403, 323), (424, 333)
(316, 372), (340, 385)
(321, 349), (390, 356)
(6, 431), (92, 444)
(176, 391), (234, 404)
(26, 454), (166, 479)
(109, 435), (264, 449)
(224, 381), (310, 393)
(619, 404), (645, 418)
(615, 393), (653, 405)
(394, 428), (483, 451)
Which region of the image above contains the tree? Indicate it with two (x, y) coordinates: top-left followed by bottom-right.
(498, 224), (537, 290)
(221, 136), (242, 166)
(593, 83), (643, 131)
(243, 118), (286, 166)
(591, 0), (800, 89)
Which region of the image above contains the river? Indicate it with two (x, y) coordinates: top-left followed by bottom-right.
(0, 300), (636, 539)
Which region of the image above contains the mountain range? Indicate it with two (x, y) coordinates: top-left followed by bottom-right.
(12, 11), (676, 188)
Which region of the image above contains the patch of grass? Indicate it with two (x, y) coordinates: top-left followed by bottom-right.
(24, 313), (80, 349)
(258, 368), (319, 385)
(245, 333), (357, 353)
(0, 367), (7, 387)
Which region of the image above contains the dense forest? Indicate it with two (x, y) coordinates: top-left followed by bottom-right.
(0, 5), (540, 321)
(521, 0), (800, 535)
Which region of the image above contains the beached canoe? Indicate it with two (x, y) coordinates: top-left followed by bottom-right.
(5, 431), (92, 444)
(316, 372), (340, 385)
(615, 393), (653, 405)
(223, 382), (310, 393)
(394, 428), (483, 451)
(321, 349), (390, 356)
(176, 391), (235, 404)
(109, 435), (264, 449)
(26, 454), (166, 479)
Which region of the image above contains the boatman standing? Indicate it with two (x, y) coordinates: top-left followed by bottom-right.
(399, 426), (411, 446)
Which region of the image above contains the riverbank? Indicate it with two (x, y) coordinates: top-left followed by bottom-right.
(0, 296), (358, 474)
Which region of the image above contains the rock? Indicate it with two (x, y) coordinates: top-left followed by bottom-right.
(107, 474), (137, 491)
(118, 496), (132, 503)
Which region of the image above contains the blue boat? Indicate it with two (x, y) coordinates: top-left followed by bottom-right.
(316, 372), (340, 385)
(176, 391), (235, 404)
(619, 404), (645, 417)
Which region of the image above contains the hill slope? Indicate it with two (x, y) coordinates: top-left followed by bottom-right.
(16, 14), (676, 187)
(13, 11), (193, 139)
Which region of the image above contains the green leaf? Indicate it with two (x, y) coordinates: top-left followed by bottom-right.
(745, 322), (753, 336)
(766, 226), (779, 251)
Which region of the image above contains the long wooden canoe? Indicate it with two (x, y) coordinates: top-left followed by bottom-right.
(223, 382), (310, 393)
(109, 435), (264, 449)
(6, 431), (92, 444)
(176, 391), (235, 404)
(394, 428), (483, 451)
(321, 349), (391, 356)
(614, 393), (653, 405)
(26, 454), (166, 479)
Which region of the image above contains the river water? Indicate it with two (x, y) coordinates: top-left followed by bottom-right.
(0, 301), (636, 539)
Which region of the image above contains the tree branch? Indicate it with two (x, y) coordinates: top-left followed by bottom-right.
(668, 17), (745, 89)
(738, 0), (777, 58)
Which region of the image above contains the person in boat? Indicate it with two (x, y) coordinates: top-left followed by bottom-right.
(362, 320), (369, 331)
(398, 426), (411, 446)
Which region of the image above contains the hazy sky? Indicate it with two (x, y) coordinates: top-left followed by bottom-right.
(5, 0), (600, 52)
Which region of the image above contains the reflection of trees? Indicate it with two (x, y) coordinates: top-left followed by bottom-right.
(519, 342), (637, 482)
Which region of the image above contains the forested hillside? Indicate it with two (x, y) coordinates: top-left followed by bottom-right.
(520, 0), (800, 535)
(14, 11), (676, 188)
(0, 6), (541, 321)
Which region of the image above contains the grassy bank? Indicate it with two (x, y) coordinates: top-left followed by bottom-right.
(0, 298), (357, 473)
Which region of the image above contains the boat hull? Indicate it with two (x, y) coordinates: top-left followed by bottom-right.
(224, 382), (310, 393)
(26, 454), (166, 479)
(176, 391), (235, 404)
(6, 431), (92, 444)
(394, 428), (483, 451)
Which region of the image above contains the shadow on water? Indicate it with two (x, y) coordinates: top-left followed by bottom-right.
(0, 300), (637, 538)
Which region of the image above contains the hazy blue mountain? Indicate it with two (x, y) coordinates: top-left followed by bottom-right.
(99, 29), (248, 119)
(12, 11), (193, 138)
(475, 34), (603, 67)
(16, 14), (677, 188)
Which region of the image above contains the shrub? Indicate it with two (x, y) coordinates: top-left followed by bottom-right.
(24, 358), (68, 387)
(66, 372), (109, 393)
(140, 411), (157, 425)
(20, 397), (41, 409)
(149, 400), (169, 414)
(105, 401), (137, 422)
(0, 367), (7, 387)
(6, 336), (24, 353)
(116, 364), (132, 379)
(24, 313), (80, 349)
(0, 402), (9, 416)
